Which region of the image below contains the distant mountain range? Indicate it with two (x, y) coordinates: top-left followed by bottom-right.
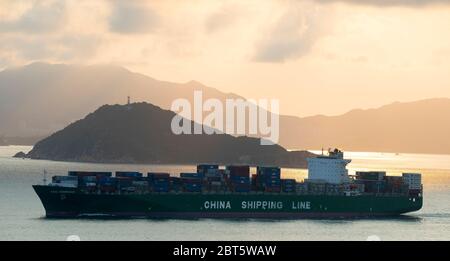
(24, 103), (314, 168)
(1, 62), (450, 154)
(0, 62), (240, 138)
(279, 98), (450, 154)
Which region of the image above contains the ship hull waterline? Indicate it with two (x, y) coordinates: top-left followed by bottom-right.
(33, 185), (423, 219)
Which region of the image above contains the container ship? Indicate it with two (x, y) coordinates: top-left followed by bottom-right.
(33, 149), (423, 218)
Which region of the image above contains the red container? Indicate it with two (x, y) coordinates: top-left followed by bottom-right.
(384, 176), (403, 184)
(227, 165), (250, 177)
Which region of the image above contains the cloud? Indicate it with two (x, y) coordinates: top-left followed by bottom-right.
(0, 34), (102, 65)
(109, 1), (159, 34)
(205, 4), (241, 34)
(316, 0), (450, 7)
(0, 1), (66, 33)
(57, 35), (102, 60)
(253, 4), (325, 63)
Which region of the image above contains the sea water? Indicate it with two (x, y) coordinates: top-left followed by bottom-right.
(0, 146), (449, 241)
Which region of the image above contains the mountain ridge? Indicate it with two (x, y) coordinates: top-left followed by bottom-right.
(2, 62), (450, 154)
(25, 102), (314, 168)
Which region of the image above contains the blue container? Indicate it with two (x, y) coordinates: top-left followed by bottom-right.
(257, 167), (280, 174)
(181, 173), (204, 179)
(69, 171), (112, 177)
(233, 185), (250, 192)
(170, 177), (182, 183)
(230, 175), (250, 181)
(99, 177), (117, 186)
(154, 180), (169, 186)
(265, 180), (281, 186)
(206, 176), (222, 182)
(231, 180), (250, 186)
(184, 183), (202, 192)
(282, 179), (296, 184)
(116, 171), (143, 178)
(153, 183), (169, 187)
(197, 164), (219, 174)
(153, 186), (169, 192)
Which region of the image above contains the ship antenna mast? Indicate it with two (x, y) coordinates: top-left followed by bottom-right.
(43, 169), (47, 185)
(126, 96), (132, 111)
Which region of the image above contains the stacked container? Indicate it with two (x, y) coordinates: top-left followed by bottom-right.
(306, 181), (326, 194)
(355, 171), (387, 193)
(251, 174), (257, 191)
(355, 171), (386, 181)
(296, 182), (308, 194)
(81, 176), (98, 192)
(227, 165), (250, 192)
(257, 166), (281, 193)
(98, 176), (117, 193)
(150, 173), (170, 192)
(384, 176), (405, 193)
(325, 183), (341, 195)
(180, 172), (203, 192)
(281, 179), (296, 193)
(169, 177), (182, 192)
(182, 178), (202, 192)
(68, 171), (112, 178)
(116, 171), (143, 178)
(197, 164), (219, 175)
(51, 176), (78, 188)
(402, 173), (422, 194)
(116, 177), (134, 192)
(180, 172), (204, 179)
(132, 178), (148, 193)
(204, 169), (227, 192)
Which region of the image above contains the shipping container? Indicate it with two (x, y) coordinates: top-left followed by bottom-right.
(183, 182), (202, 192)
(51, 175), (78, 187)
(197, 164), (219, 174)
(384, 176), (403, 185)
(180, 172), (203, 179)
(116, 171), (143, 178)
(402, 173), (422, 190)
(68, 171), (112, 177)
(265, 186), (281, 193)
(181, 177), (202, 183)
(148, 172), (170, 179)
(356, 171), (386, 181)
(257, 166), (281, 176)
(226, 165), (250, 177)
(230, 176), (250, 182)
(99, 185), (116, 193)
(153, 186), (169, 193)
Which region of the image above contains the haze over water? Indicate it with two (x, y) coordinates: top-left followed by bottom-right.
(0, 146), (449, 241)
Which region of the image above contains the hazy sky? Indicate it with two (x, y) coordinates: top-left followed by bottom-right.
(1, 0), (450, 117)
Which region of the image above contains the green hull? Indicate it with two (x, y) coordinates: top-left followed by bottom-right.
(33, 185), (423, 219)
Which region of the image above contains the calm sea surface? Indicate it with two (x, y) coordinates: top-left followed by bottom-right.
(0, 146), (449, 241)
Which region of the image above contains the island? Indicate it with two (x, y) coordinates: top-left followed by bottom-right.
(25, 102), (315, 168)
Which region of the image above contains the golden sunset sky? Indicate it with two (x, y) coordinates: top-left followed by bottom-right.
(1, 0), (450, 117)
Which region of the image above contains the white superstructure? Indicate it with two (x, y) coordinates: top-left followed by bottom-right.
(307, 149), (351, 184)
